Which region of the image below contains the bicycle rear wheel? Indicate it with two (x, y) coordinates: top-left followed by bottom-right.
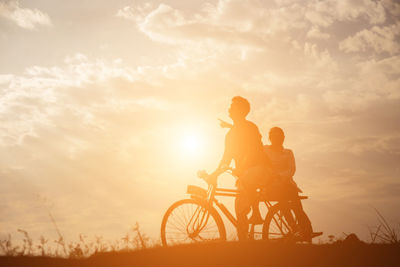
(262, 203), (298, 242)
(161, 199), (226, 246)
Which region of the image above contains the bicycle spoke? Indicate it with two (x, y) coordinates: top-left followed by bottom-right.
(264, 205), (300, 241)
(171, 211), (186, 229)
(163, 201), (223, 245)
(166, 221), (185, 232)
(169, 215), (186, 231)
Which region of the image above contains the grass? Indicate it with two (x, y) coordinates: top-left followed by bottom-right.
(0, 202), (158, 258)
(0, 222), (156, 258)
(368, 209), (399, 244)
(1, 209), (399, 259)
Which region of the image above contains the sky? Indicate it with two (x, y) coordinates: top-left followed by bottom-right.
(0, 0), (399, 243)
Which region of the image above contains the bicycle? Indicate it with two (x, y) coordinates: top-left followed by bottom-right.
(161, 168), (321, 246)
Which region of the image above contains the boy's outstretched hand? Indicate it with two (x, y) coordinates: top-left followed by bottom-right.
(218, 118), (233, 129)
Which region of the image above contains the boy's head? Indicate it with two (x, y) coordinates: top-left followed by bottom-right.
(269, 127), (285, 146)
(229, 96), (250, 121)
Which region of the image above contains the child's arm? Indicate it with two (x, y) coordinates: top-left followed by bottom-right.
(278, 149), (296, 181)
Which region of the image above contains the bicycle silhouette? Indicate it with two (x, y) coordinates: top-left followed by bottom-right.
(161, 168), (321, 246)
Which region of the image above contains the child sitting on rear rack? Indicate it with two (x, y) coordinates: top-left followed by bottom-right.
(263, 127), (312, 241)
(264, 127), (301, 194)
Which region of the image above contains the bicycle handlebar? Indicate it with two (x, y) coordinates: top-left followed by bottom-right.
(197, 167), (235, 185)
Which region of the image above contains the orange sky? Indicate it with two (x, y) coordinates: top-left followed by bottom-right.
(1, 0), (399, 243)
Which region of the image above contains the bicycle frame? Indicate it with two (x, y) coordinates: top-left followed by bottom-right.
(187, 170), (309, 239)
(203, 183), (275, 229)
(162, 171), (318, 245)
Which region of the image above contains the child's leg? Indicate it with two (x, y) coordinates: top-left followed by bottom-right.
(250, 201), (263, 223)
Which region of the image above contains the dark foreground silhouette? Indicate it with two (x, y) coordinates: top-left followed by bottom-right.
(1, 241), (399, 267)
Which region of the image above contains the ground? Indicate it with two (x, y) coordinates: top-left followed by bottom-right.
(1, 241), (399, 267)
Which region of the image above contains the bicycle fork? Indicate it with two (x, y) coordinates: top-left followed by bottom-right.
(186, 206), (210, 239)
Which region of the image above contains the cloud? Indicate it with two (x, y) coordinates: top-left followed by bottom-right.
(116, 1), (309, 48)
(339, 22), (400, 55)
(318, 135), (400, 156)
(116, 0), (394, 56)
(0, 53), (186, 239)
(306, 26), (330, 40)
(322, 55), (400, 116)
(115, 1), (398, 127)
(116, 3), (155, 24)
(305, 0), (386, 27)
(0, 53), (175, 149)
(0, 0), (52, 29)
(382, 0), (400, 17)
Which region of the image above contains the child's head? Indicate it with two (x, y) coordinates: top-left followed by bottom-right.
(269, 127), (285, 146)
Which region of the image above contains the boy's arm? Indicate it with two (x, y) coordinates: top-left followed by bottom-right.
(218, 118), (233, 129)
(210, 132), (233, 177)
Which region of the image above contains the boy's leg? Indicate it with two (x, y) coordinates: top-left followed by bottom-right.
(235, 165), (273, 238)
(243, 165), (271, 224)
(235, 195), (251, 240)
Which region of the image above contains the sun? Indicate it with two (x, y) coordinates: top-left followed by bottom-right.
(179, 132), (204, 157)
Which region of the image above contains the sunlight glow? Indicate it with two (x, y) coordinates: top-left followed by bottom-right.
(179, 131), (205, 158)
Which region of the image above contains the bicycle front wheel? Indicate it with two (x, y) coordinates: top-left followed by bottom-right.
(161, 199), (226, 246)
